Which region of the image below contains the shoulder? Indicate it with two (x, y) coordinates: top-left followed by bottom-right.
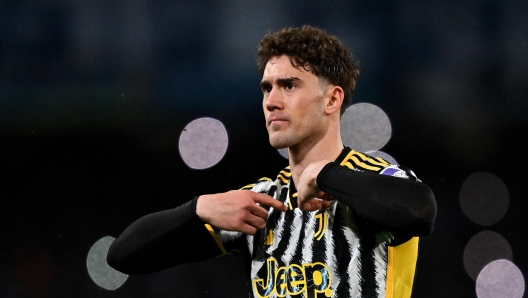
(341, 149), (420, 181)
(339, 149), (391, 172)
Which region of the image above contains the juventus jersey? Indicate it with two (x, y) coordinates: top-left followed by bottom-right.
(206, 147), (421, 298)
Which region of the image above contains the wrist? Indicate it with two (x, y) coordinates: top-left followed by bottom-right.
(195, 195), (209, 223)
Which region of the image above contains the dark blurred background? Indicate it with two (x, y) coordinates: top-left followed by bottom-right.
(1, 0), (527, 297)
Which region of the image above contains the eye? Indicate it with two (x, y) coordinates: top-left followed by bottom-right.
(262, 86), (272, 94)
(285, 83), (294, 90)
(260, 83), (272, 94)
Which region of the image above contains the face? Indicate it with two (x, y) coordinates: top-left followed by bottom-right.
(261, 55), (328, 149)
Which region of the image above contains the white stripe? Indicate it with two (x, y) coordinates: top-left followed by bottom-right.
(340, 202), (362, 298)
(301, 211), (316, 264)
(266, 207), (286, 255)
(218, 230), (243, 243)
(324, 203), (341, 295)
(374, 240), (389, 297)
(283, 208), (303, 264)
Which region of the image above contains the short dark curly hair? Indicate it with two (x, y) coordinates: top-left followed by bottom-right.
(257, 25), (360, 116)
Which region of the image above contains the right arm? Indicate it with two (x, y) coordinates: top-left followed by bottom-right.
(106, 197), (222, 275)
(107, 190), (287, 275)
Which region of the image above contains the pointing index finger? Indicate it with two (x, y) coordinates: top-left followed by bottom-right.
(252, 192), (287, 212)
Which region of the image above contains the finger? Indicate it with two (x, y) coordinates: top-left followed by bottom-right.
(249, 204), (269, 219)
(320, 200), (331, 209)
(315, 191), (333, 201)
(300, 198), (331, 211)
(244, 214), (267, 230)
(299, 200), (319, 211)
(301, 202), (315, 211)
(251, 192), (288, 211)
(302, 202), (322, 212)
(240, 223), (258, 235)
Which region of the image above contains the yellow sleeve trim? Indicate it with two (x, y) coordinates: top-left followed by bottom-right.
(340, 151), (357, 166)
(374, 157), (390, 166)
(204, 224), (227, 254)
(258, 177), (273, 182)
(240, 183), (255, 190)
(386, 237), (419, 298)
(350, 155), (382, 171)
(278, 174), (289, 184)
(356, 151), (389, 166)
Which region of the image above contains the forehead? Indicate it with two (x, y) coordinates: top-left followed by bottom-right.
(262, 55), (315, 80)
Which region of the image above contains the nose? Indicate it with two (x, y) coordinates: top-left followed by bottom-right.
(264, 88), (284, 112)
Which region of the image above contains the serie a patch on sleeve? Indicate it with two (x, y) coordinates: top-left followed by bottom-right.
(379, 165), (410, 179)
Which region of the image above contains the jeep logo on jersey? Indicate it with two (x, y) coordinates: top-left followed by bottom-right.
(253, 257), (333, 298)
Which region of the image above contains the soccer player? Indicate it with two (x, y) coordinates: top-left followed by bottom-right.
(107, 25), (437, 298)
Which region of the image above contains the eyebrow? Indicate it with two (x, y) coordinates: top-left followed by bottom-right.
(260, 76), (301, 89)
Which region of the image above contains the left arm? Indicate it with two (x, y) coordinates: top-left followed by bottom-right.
(298, 161), (437, 237)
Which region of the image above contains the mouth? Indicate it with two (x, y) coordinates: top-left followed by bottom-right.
(269, 119), (287, 126)
(267, 114), (289, 126)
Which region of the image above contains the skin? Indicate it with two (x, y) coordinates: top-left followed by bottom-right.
(197, 55), (346, 234)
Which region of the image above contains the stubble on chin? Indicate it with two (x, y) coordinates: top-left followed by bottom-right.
(268, 131), (291, 149)
(269, 137), (286, 149)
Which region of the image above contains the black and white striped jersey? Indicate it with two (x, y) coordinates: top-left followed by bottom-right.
(206, 147), (422, 298)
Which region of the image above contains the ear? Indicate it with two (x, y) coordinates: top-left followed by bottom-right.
(323, 85), (344, 115)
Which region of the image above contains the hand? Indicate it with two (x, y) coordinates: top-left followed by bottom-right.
(297, 160), (334, 211)
(196, 190), (287, 235)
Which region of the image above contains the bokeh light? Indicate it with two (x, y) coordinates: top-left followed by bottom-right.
(365, 150), (397, 165)
(178, 117), (229, 170)
(476, 259), (525, 298)
(277, 148), (288, 159)
(86, 236), (128, 290)
(460, 172), (509, 226)
(463, 230), (513, 281)
(340, 103), (391, 152)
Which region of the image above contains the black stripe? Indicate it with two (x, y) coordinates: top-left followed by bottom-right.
(355, 210), (380, 298)
(276, 184), (288, 203)
(291, 210), (309, 265)
(273, 187), (293, 262)
(334, 204), (354, 297)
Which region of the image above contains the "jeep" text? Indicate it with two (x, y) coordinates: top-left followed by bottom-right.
(253, 257), (333, 297)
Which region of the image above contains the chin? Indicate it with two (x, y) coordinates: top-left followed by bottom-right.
(268, 130), (298, 149)
(269, 136), (290, 149)
(270, 144), (288, 149)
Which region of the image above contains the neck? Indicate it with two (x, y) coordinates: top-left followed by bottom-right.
(288, 124), (344, 187)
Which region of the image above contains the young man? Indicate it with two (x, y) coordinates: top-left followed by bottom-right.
(107, 25), (437, 298)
